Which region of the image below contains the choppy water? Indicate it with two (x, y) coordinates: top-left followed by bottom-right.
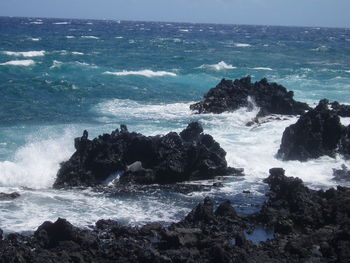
(1, 17), (350, 233)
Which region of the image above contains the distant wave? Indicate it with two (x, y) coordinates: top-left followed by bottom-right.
(252, 67), (273, 71)
(66, 36), (75, 39)
(104, 70), (177, 77)
(81, 36), (99, 39)
(50, 60), (63, 69)
(312, 46), (330, 52)
(115, 36), (124, 39)
(30, 21), (43, 25)
(72, 51), (84, 55)
(3, 50), (45, 57)
(53, 22), (70, 25)
(29, 38), (40, 41)
(50, 60), (97, 69)
(345, 70), (350, 73)
(0, 60), (35, 66)
(199, 61), (236, 71)
(234, 43), (252, 47)
(179, 29), (189, 32)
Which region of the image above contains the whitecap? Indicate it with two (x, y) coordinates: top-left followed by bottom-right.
(198, 61), (236, 71)
(252, 67), (273, 71)
(28, 38), (40, 41)
(345, 70), (350, 73)
(0, 60), (35, 66)
(115, 36), (123, 39)
(81, 36), (99, 39)
(234, 43), (252, 47)
(3, 50), (45, 57)
(312, 45), (330, 52)
(66, 36), (75, 39)
(30, 21), (43, 25)
(103, 70), (177, 77)
(50, 60), (63, 69)
(53, 22), (70, 25)
(71, 51), (84, 55)
(179, 29), (189, 32)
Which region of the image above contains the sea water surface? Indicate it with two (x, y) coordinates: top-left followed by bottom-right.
(1, 17), (350, 233)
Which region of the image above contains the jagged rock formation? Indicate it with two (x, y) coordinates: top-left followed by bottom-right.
(277, 99), (345, 161)
(1, 169), (350, 262)
(190, 76), (310, 116)
(54, 122), (243, 188)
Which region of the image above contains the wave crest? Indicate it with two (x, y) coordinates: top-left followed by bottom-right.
(3, 50), (45, 57)
(104, 70), (177, 77)
(0, 60), (35, 66)
(199, 61), (236, 71)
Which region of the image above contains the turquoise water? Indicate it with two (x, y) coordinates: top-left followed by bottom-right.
(0, 17), (350, 233)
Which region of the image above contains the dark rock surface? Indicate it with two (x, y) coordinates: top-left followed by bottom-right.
(331, 101), (350, 117)
(277, 99), (345, 161)
(190, 76), (310, 116)
(54, 122), (243, 188)
(0, 192), (20, 200)
(1, 169), (350, 262)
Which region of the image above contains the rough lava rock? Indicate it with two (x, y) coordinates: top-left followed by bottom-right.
(1, 169), (350, 262)
(331, 101), (350, 117)
(54, 122), (243, 188)
(333, 164), (350, 182)
(190, 76), (310, 116)
(277, 99), (345, 161)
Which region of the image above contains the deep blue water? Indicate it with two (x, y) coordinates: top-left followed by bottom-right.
(0, 17), (350, 233)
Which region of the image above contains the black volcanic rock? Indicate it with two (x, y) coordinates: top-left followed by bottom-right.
(54, 122), (243, 188)
(339, 124), (350, 159)
(277, 99), (345, 161)
(190, 76), (310, 116)
(331, 101), (350, 117)
(2, 170), (350, 262)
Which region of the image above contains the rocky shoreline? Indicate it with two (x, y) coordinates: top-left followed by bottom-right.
(1, 169), (349, 262)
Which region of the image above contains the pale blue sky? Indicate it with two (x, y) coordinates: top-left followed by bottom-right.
(0, 0), (349, 28)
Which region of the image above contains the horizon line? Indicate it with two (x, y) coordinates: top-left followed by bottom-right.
(1, 15), (349, 30)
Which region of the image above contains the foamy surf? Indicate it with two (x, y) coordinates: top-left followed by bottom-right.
(81, 36), (99, 39)
(104, 70), (177, 77)
(3, 50), (45, 57)
(234, 43), (252, 47)
(53, 22), (70, 25)
(252, 67), (273, 71)
(0, 60), (35, 66)
(198, 61), (236, 71)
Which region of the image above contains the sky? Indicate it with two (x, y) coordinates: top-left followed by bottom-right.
(0, 0), (349, 28)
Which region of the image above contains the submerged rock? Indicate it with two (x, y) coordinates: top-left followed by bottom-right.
(190, 76), (310, 116)
(0, 192), (20, 200)
(333, 164), (350, 182)
(54, 122), (243, 188)
(277, 99), (345, 161)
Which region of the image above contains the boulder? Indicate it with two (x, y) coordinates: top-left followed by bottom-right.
(331, 101), (350, 117)
(54, 122), (243, 188)
(277, 99), (345, 161)
(190, 76), (310, 116)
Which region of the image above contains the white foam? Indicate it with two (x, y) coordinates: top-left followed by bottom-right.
(30, 21), (43, 25)
(53, 22), (70, 25)
(81, 36), (99, 39)
(115, 36), (124, 39)
(345, 70), (350, 73)
(199, 61), (236, 71)
(29, 38), (40, 41)
(234, 43), (252, 47)
(50, 60), (63, 69)
(104, 70), (177, 77)
(252, 67), (273, 71)
(0, 128), (75, 189)
(3, 50), (45, 57)
(179, 29), (189, 32)
(0, 60), (35, 66)
(66, 36), (75, 39)
(312, 45), (330, 52)
(72, 51), (84, 55)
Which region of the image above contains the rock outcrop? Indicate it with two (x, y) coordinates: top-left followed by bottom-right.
(54, 122), (243, 188)
(2, 169), (350, 262)
(0, 192), (20, 200)
(277, 99), (345, 161)
(333, 164), (350, 182)
(331, 101), (350, 117)
(190, 76), (310, 116)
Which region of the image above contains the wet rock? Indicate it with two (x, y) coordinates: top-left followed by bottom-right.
(0, 192), (20, 200)
(0, 228), (2, 240)
(333, 164), (350, 181)
(331, 101), (350, 117)
(190, 76), (310, 116)
(54, 122), (243, 188)
(277, 99), (345, 161)
(339, 124), (350, 159)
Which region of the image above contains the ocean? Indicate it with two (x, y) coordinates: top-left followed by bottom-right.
(0, 16), (350, 234)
